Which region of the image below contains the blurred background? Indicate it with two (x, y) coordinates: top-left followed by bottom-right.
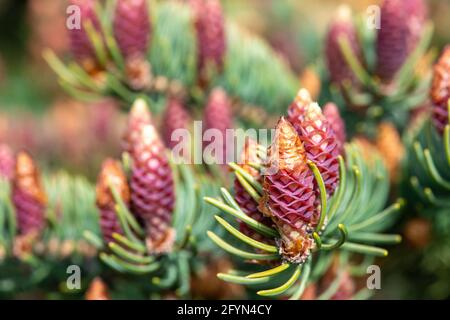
(0, 0), (449, 299)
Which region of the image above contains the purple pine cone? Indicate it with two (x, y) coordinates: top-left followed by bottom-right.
(162, 98), (191, 151)
(375, 0), (427, 82)
(325, 5), (361, 86)
(203, 88), (233, 165)
(323, 102), (346, 155)
(113, 0), (151, 60)
(190, 0), (226, 82)
(11, 152), (47, 236)
(68, 0), (102, 68)
(130, 124), (176, 254)
(430, 46), (450, 135)
(95, 158), (130, 245)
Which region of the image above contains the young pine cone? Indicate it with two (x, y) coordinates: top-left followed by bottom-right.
(234, 138), (274, 245)
(68, 0), (102, 70)
(0, 144), (14, 180)
(95, 158), (130, 245)
(11, 152), (47, 236)
(325, 5), (361, 86)
(130, 125), (176, 254)
(113, 0), (151, 60)
(122, 98), (153, 154)
(323, 102), (346, 155)
(203, 88), (233, 165)
(161, 98), (191, 152)
(190, 0), (226, 82)
(259, 118), (316, 264)
(288, 89), (340, 197)
(430, 45), (450, 135)
(375, 0), (427, 82)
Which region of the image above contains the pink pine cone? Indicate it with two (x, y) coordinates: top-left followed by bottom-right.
(113, 0), (151, 59)
(12, 152), (47, 236)
(68, 0), (102, 66)
(190, 0), (226, 79)
(288, 89), (340, 197)
(162, 98), (191, 151)
(430, 46), (450, 135)
(259, 118), (316, 263)
(323, 102), (346, 155)
(375, 0), (427, 82)
(325, 5), (361, 86)
(203, 88), (233, 165)
(95, 159), (130, 245)
(130, 124), (176, 254)
(122, 99), (152, 154)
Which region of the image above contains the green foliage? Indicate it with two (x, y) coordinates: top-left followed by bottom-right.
(148, 2), (198, 89)
(215, 23), (298, 115)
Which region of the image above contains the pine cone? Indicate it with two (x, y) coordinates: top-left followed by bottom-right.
(190, 0), (226, 82)
(234, 138), (274, 245)
(95, 158), (130, 245)
(113, 0), (151, 60)
(130, 125), (176, 254)
(122, 98), (153, 154)
(325, 5), (361, 86)
(161, 98), (191, 152)
(68, 0), (102, 70)
(430, 45), (450, 135)
(288, 89), (340, 197)
(375, 0), (427, 82)
(0, 144), (14, 180)
(323, 102), (346, 155)
(259, 118), (316, 264)
(11, 152), (47, 236)
(376, 122), (404, 183)
(85, 277), (110, 300)
(203, 88), (233, 165)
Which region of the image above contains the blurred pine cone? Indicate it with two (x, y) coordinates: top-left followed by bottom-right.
(190, 0), (226, 82)
(259, 118), (316, 263)
(85, 277), (110, 300)
(288, 89), (340, 197)
(113, 0), (151, 60)
(325, 5), (361, 86)
(403, 217), (431, 249)
(129, 125), (176, 254)
(323, 102), (346, 156)
(430, 45), (450, 135)
(161, 98), (191, 152)
(375, 0), (427, 82)
(202, 88), (233, 165)
(68, 0), (102, 70)
(95, 158), (130, 244)
(0, 144), (14, 180)
(11, 152), (47, 236)
(375, 122), (404, 183)
(122, 99), (153, 154)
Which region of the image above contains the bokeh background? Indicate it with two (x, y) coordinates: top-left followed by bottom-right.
(0, 0), (449, 299)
